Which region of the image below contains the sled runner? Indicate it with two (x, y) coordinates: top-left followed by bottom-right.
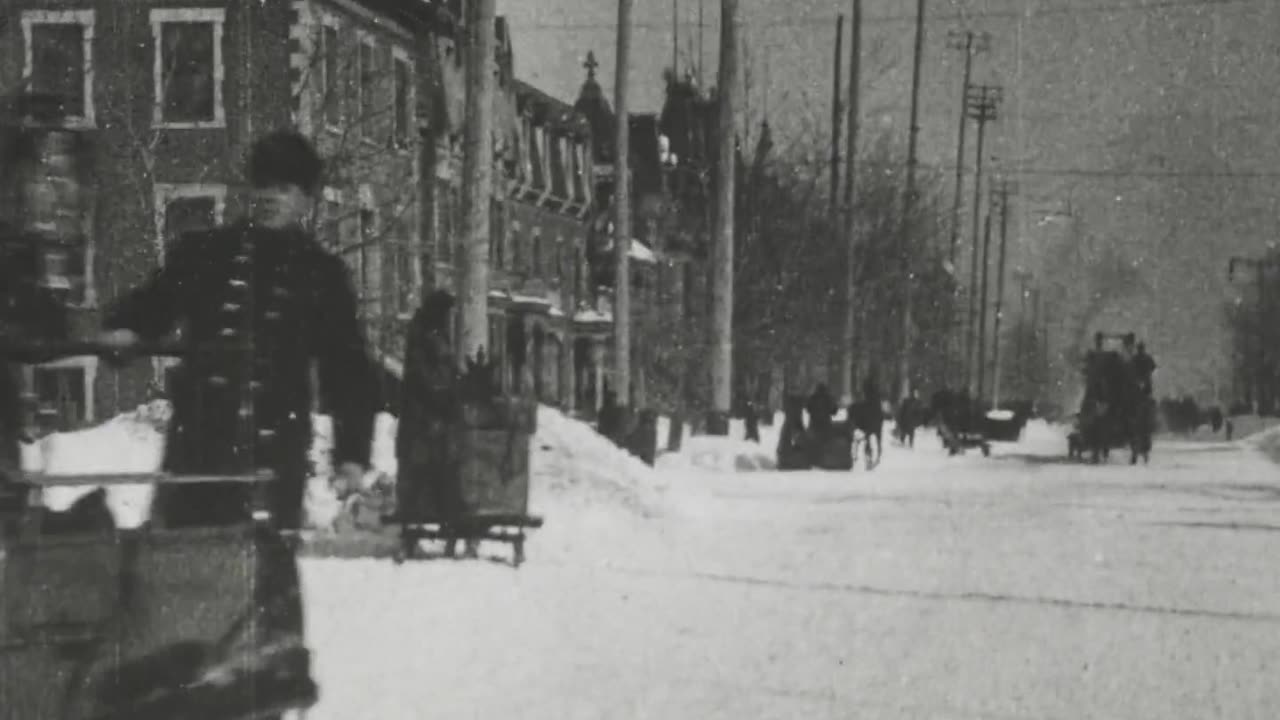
(0, 340), (318, 720)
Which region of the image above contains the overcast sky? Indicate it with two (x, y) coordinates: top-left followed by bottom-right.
(497, 0), (1280, 398)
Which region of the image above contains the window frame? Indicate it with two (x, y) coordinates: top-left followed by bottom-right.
(149, 8), (227, 129)
(356, 31), (377, 138)
(318, 14), (342, 130)
(26, 357), (98, 426)
(21, 9), (96, 128)
(153, 183), (227, 261)
(390, 46), (414, 149)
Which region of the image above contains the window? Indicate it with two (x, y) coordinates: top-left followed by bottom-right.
(357, 37), (376, 129)
(550, 135), (567, 199)
(530, 232), (542, 276)
(27, 358), (97, 431)
(489, 198), (505, 269)
(22, 10), (95, 125)
(22, 129), (92, 306)
(392, 50), (413, 147)
(32, 366), (87, 431)
(357, 207), (375, 302)
(554, 237), (564, 283)
(509, 221), (523, 272)
(529, 124), (545, 190)
(154, 184), (225, 259)
(320, 187), (345, 248)
(436, 183), (457, 264)
(150, 8), (225, 127)
(393, 241), (415, 316)
(682, 262), (694, 318)
(571, 141), (585, 202)
(319, 19), (341, 127)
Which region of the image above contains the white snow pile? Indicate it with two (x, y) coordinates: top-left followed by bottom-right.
(19, 401), (670, 530)
(657, 434), (777, 473)
(530, 405), (669, 518)
(20, 400), (172, 528)
(1239, 419), (1280, 463)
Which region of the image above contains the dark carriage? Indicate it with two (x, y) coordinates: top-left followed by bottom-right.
(1074, 333), (1155, 464)
(775, 396), (855, 471)
(930, 390), (992, 457)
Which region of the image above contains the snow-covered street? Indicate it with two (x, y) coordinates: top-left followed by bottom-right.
(302, 419), (1280, 719)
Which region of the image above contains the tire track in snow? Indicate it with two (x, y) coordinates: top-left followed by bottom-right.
(599, 566), (1280, 625)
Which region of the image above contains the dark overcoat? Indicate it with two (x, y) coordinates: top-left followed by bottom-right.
(104, 222), (377, 528)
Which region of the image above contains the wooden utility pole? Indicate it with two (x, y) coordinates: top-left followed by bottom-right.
(1013, 268), (1032, 396)
(945, 30), (988, 268)
(672, 0), (679, 77)
(829, 14), (845, 290)
(990, 179), (1016, 408)
(829, 13), (845, 395)
(458, 0), (496, 365)
(975, 209), (993, 405)
(962, 83), (1001, 396)
(614, 0), (634, 409)
(708, 0), (738, 434)
(840, 0), (862, 404)
(944, 30), (987, 390)
(897, 0), (926, 401)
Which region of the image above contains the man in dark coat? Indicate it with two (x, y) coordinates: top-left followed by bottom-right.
(806, 383), (837, 434)
(95, 131), (374, 716)
(1132, 342), (1156, 397)
(896, 389), (921, 448)
(99, 129), (376, 529)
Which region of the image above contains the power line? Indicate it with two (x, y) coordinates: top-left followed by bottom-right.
(932, 165), (1280, 179)
(510, 0), (1256, 32)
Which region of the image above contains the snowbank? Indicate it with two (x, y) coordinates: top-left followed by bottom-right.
(530, 405), (668, 518)
(18, 401), (670, 531)
(656, 434), (776, 473)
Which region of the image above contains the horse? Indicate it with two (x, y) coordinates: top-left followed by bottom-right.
(847, 399), (885, 469)
(894, 396), (923, 448)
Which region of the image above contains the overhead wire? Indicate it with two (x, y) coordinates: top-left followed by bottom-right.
(510, 0), (1258, 32)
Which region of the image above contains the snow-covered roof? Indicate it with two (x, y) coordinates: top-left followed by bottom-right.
(574, 309), (612, 323)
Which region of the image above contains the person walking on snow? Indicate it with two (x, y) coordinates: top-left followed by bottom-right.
(96, 129), (377, 718)
(398, 289), (481, 558)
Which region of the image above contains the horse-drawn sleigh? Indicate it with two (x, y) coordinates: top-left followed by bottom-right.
(1070, 332), (1155, 464)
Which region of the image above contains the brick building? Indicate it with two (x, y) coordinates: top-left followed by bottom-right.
(423, 13), (604, 414)
(0, 0), (445, 428)
(573, 65), (714, 421)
